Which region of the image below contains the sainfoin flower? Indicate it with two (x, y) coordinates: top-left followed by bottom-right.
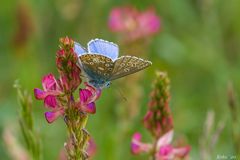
(131, 132), (152, 154)
(131, 130), (191, 160)
(34, 74), (64, 123)
(131, 72), (191, 159)
(34, 36), (102, 159)
(143, 72), (173, 138)
(108, 6), (160, 41)
(76, 82), (101, 114)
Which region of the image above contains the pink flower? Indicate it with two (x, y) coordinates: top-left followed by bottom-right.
(34, 74), (62, 107)
(45, 109), (65, 123)
(155, 130), (191, 160)
(137, 9), (160, 37)
(131, 130), (190, 159)
(77, 83), (101, 114)
(108, 7), (138, 32)
(108, 6), (160, 41)
(34, 74), (64, 123)
(131, 132), (152, 154)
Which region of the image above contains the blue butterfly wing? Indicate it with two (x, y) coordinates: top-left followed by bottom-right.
(87, 39), (119, 61)
(109, 56), (152, 81)
(79, 54), (114, 81)
(74, 42), (87, 56)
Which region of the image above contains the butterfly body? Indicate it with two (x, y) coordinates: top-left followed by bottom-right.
(74, 39), (152, 89)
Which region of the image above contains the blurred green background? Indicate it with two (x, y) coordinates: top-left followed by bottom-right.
(1, 0), (240, 159)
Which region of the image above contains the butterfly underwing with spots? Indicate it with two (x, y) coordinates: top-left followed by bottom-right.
(74, 38), (152, 89)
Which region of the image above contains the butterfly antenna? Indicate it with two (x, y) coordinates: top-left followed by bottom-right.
(111, 83), (128, 102)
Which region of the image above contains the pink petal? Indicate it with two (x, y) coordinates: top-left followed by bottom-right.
(57, 49), (65, 57)
(60, 75), (70, 91)
(173, 146), (191, 158)
(58, 148), (67, 160)
(42, 74), (58, 91)
(84, 82), (102, 101)
(79, 89), (93, 103)
(156, 130), (174, 149)
(143, 111), (153, 129)
(44, 95), (57, 108)
(95, 89), (102, 101)
(84, 82), (96, 92)
(45, 109), (64, 123)
(81, 102), (96, 114)
(70, 69), (82, 88)
(159, 145), (173, 156)
(34, 88), (46, 99)
(131, 132), (152, 154)
(87, 138), (97, 158)
(143, 111), (153, 121)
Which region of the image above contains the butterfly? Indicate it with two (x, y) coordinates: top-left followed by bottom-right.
(74, 38), (152, 89)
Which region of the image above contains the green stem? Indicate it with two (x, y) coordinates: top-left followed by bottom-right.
(65, 94), (89, 160)
(151, 137), (158, 160)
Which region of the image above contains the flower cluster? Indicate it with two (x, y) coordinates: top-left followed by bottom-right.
(131, 72), (190, 160)
(131, 130), (190, 160)
(108, 6), (160, 42)
(34, 37), (101, 159)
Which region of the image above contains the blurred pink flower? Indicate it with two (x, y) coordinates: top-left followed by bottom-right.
(3, 127), (30, 160)
(86, 138), (97, 158)
(155, 130), (190, 160)
(131, 72), (190, 159)
(143, 72), (173, 138)
(131, 132), (152, 154)
(131, 130), (190, 159)
(108, 6), (160, 41)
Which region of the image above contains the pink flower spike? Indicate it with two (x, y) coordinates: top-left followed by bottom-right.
(45, 109), (64, 123)
(82, 102), (96, 114)
(131, 132), (152, 155)
(44, 95), (57, 108)
(173, 146), (191, 158)
(42, 74), (58, 91)
(156, 130), (174, 149)
(34, 88), (46, 99)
